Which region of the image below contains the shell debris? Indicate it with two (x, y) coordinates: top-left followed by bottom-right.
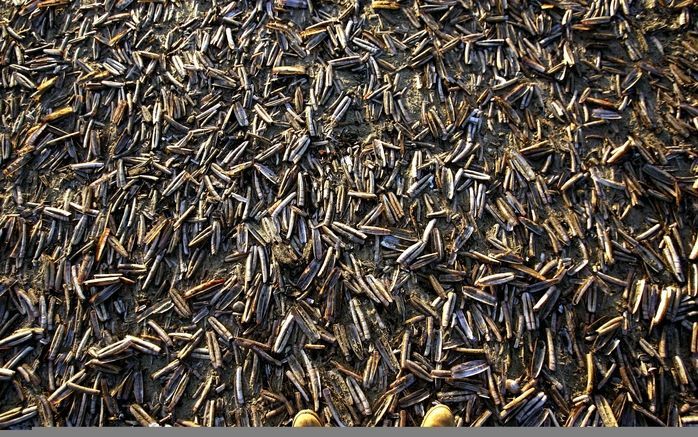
(0, 0), (696, 428)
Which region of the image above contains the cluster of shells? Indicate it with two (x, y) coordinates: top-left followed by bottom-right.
(0, 0), (697, 428)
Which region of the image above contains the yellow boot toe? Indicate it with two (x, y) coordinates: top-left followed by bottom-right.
(421, 404), (455, 427)
(292, 409), (322, 427)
